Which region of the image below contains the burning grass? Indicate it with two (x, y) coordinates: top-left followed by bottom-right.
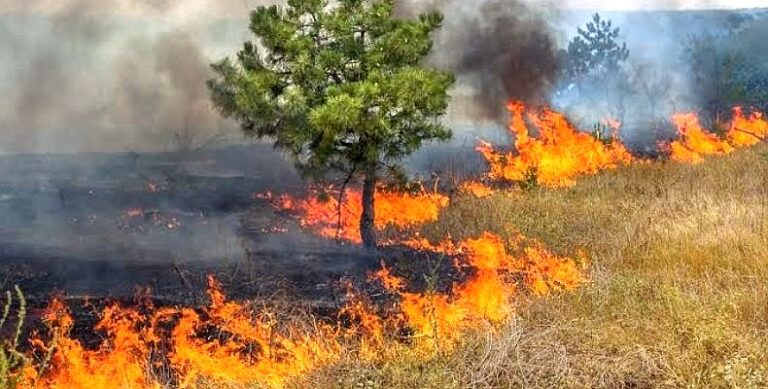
(477, 101), (633, 188)
(7, 231), (585, 388)
(262, 187), (449, 244)
(4, 102), (768, 387)
(401, 143), (768, 388)
(667, 107), (767, 164)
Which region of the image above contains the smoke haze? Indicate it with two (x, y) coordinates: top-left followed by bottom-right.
(0, 0), (765, 153)
(0, 0), (272, 154)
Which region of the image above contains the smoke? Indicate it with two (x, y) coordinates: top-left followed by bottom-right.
(398, 0), (562, 122)
(1, 0), (765, 153)
(0, 0), (270, 154)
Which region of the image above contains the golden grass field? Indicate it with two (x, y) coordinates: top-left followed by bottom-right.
(291, 144), (768, 388)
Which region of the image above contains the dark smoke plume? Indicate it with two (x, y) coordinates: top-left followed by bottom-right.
(0, 0), (564, 154)
(400, 0), (562, 122)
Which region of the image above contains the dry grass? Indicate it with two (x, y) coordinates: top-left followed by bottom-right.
(287, 145), (768, 388)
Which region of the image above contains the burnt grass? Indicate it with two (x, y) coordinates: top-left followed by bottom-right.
(0, 144), (471, 353)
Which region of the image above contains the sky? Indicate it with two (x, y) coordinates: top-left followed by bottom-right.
(564, 0), (768, 10)
(0, 0), (765, 17)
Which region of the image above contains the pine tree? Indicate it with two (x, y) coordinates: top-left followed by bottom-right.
(208, 0), (455, 247)
(565, 13), (629, 81)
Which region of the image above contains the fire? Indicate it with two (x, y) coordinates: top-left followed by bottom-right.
(168, 277), (338, 388)
(25, 298), (159, 389)
(727, 107), (768, 147)
(667, 113), (734, 164)
(477, 101), (632, 188)
(375, 232), (587, 349)
(271, 187), (449, 244)
(15, 229), (586, 388)
(123, 208), (144, 218)
(461, 181), (495, 198)
(23, 279), (340, 389)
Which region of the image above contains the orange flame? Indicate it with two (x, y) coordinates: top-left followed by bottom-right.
(27, 299), (159, 389)
(461, 181), (495, 198)
(376, 232), (587, 349)
(477, 101), (632, 188)
(668, 113), (734, 164)
(17, 230), (586, 387)
(727, 107), (768, 147)
(273, 187), (449, 244)
(24, 279), (339, 389)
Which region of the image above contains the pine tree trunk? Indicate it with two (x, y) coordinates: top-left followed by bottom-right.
(360, 164), (377, 248)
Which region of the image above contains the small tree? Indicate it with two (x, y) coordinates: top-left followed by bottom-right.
(208, 0), (455, 247)
(565, 13), (629, 81)
(560, 13), (632, 122)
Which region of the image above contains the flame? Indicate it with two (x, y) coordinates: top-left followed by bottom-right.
(17, 229), (586, 388)
(24, 279), (339, 389)
(26, 298), (159, 389)
(727, 107), (768, 147)
(461, 181), (495, 198)
(477, 101), (632, 188)
(167, 277), (338, 388)
(667, 113), (734, 164)
(272, 187), (449, 244)
(123, 208), (144, 218)
(375, 232), (586, 350)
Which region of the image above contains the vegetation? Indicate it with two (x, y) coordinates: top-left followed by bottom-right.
(208, 0), (455, 247)
(560, 13), (633, 122)
(563, 13), (629, 82)
(286, 144), (768, 388)
(684, 24), (768, 123)
(0, 287), (27, 389)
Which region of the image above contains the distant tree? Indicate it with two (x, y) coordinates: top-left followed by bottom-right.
(207, 0), (455, 247)
(560, 13), (632, 122)
(683, 15), (768, 122)
(633, 63), (673, 119)
(564, 13), (629, 82)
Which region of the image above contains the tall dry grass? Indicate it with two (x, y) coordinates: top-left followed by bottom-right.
(291, 145), (768, 388)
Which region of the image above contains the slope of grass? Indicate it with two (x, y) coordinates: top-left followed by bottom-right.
(296, 146), (768, 388)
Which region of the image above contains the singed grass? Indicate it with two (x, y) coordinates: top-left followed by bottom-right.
(292, 145), (768, 388)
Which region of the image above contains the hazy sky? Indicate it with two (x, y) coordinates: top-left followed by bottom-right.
(565, 0), (767, 10)
(0, 0), (765, 17)
(0, 0), (764, 153)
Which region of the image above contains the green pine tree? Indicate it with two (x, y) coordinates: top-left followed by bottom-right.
(208, 0), (455, 247)
(565, 13), (630, 81)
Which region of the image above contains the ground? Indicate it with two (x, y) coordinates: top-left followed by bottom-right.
(296, 144), (768, 388)
(3, 143), (767, 388)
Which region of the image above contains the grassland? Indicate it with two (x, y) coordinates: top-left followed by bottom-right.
(295, 145), (768, 388)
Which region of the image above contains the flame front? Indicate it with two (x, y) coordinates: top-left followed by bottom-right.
(667, 113), (735, 164)
(376, 232), (586, 350)
(727, 107), (768, 147)
(477, 101), (632, 188)
(18, 230), (586, 388)
(24, 100), (768, 387)
(273, 187), (449, 243)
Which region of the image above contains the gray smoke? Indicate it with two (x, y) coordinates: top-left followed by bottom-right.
(399, 0), (562, 122)
(1, 0), (765, 153)
(0, 0), (268, 154)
